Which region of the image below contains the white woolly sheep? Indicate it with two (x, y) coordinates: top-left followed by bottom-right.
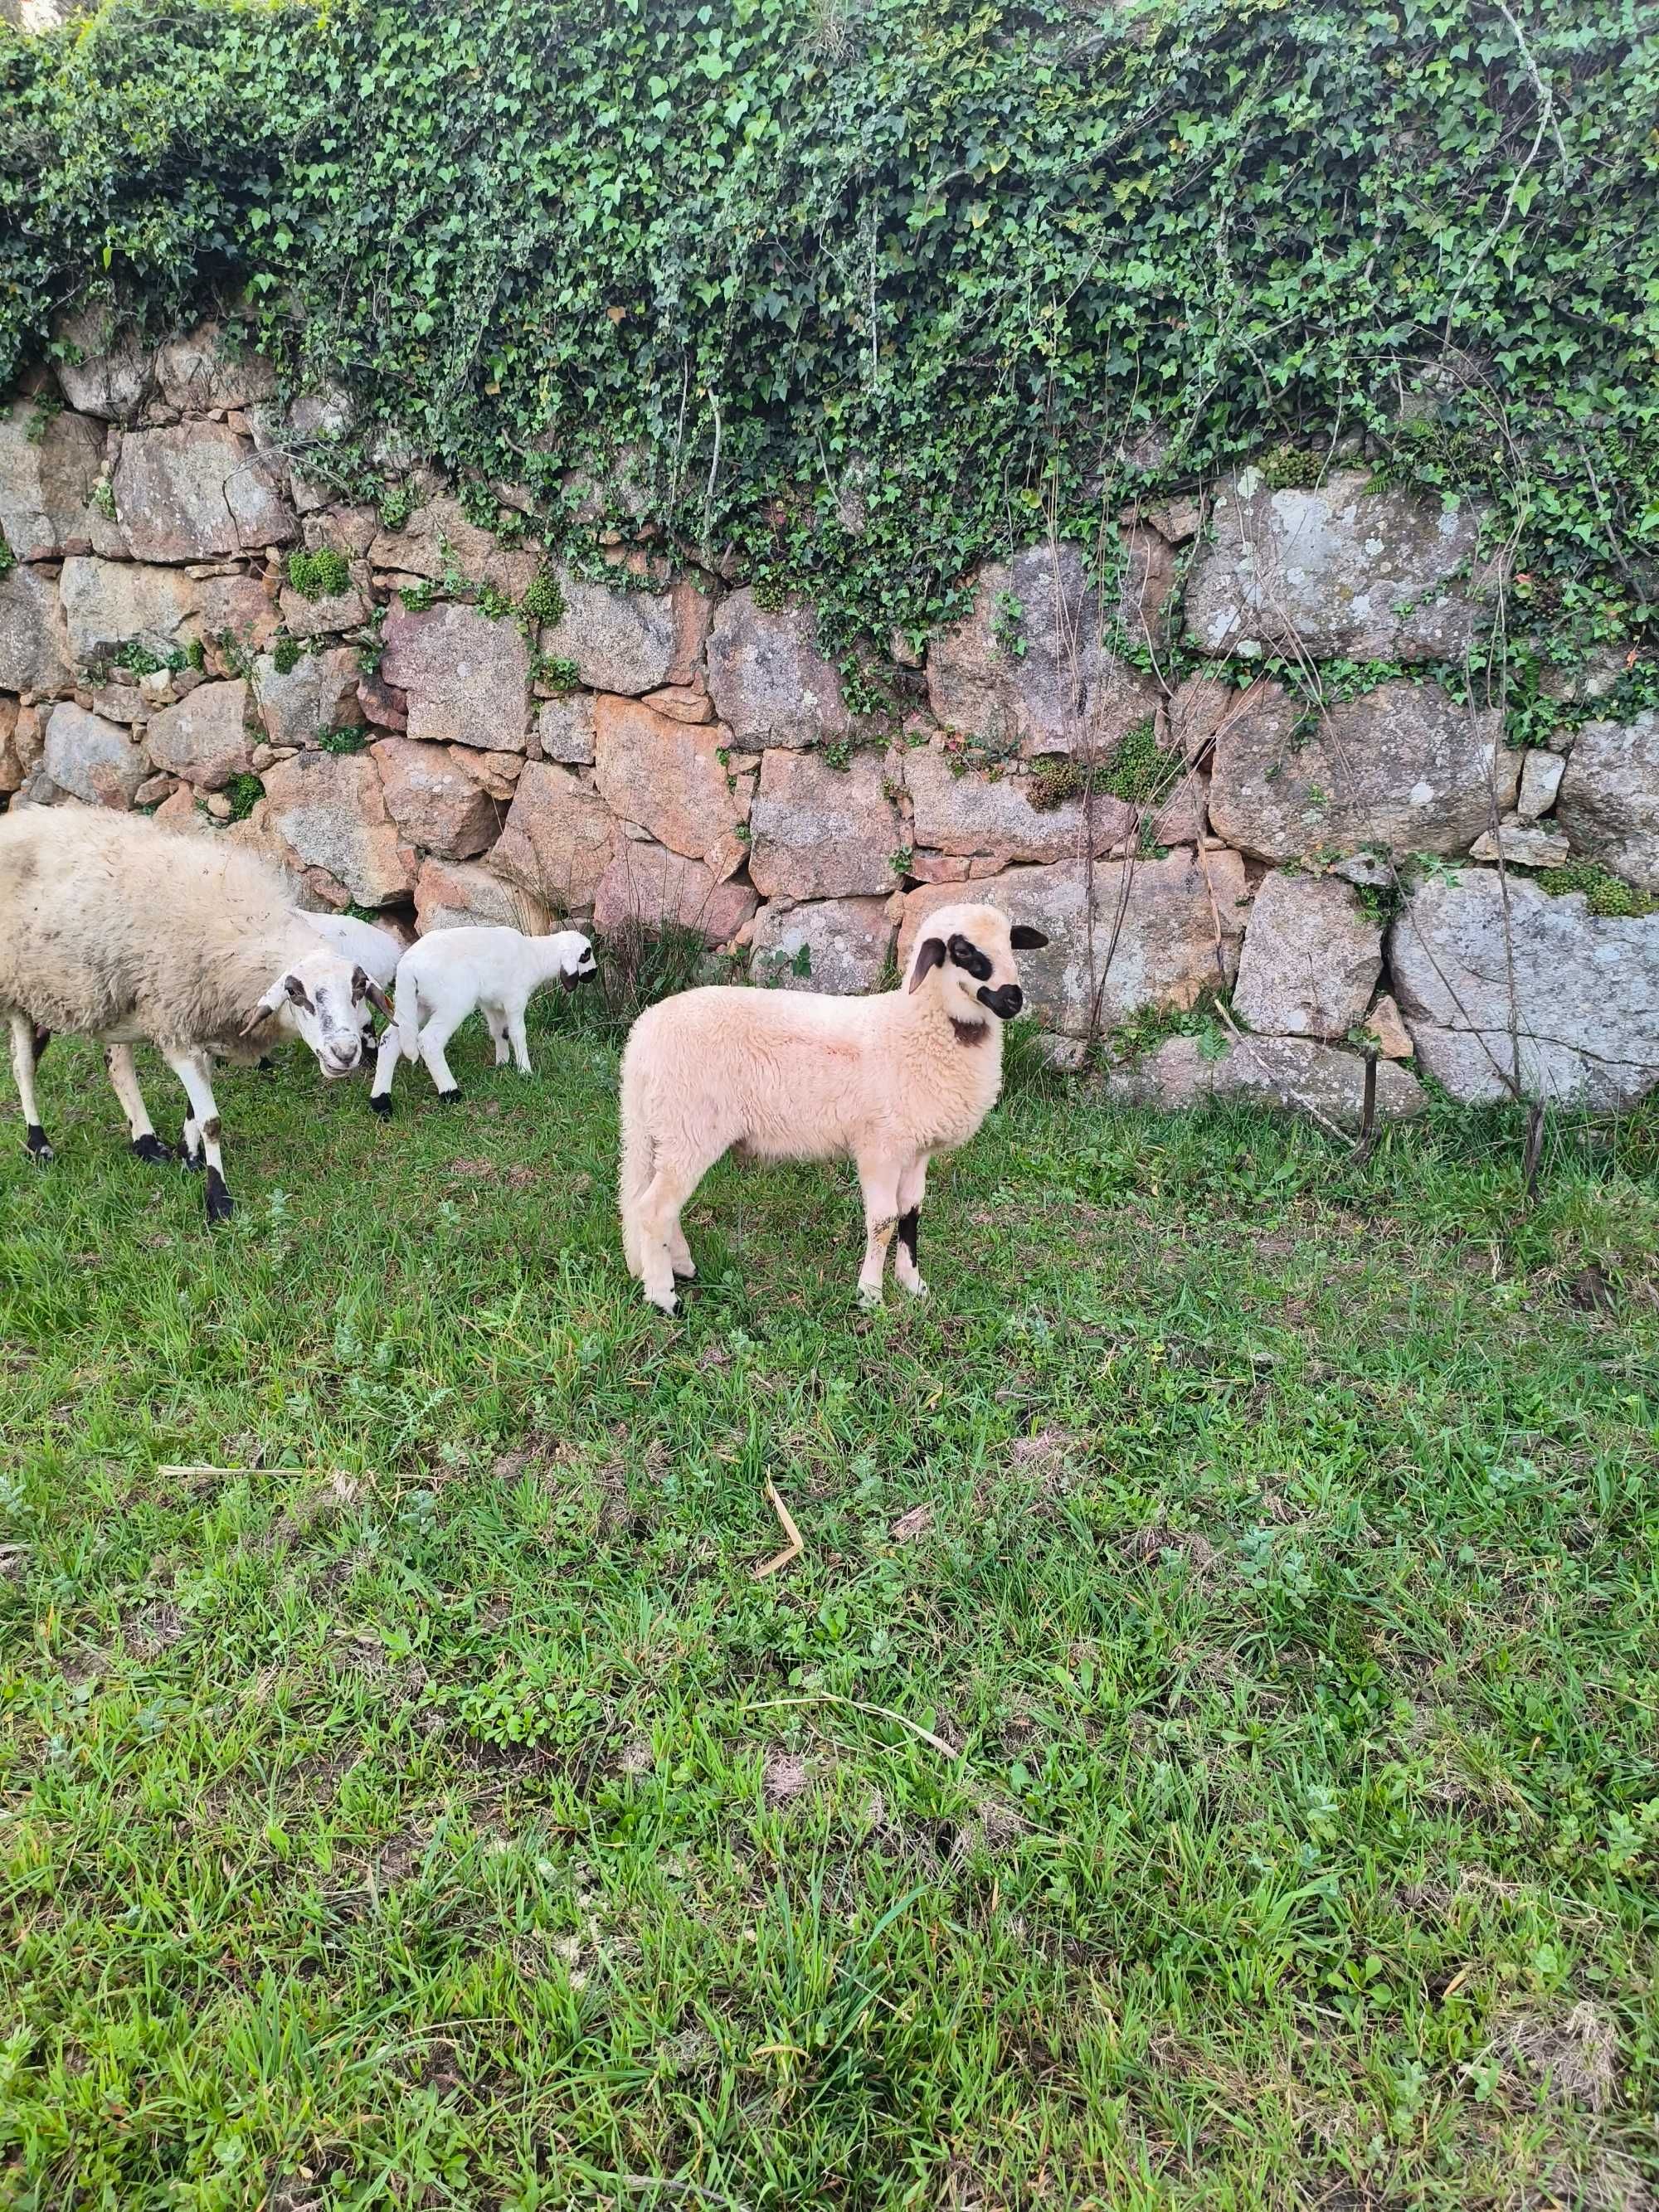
(617, 901), (1048, 1313)
(368, 925), (596, 1111)
(0, 808), (391, 1220)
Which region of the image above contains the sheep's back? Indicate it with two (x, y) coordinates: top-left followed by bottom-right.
(0, 808), (299, 1040)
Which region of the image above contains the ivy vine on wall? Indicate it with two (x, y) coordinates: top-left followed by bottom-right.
(1, 0), (1654, 665)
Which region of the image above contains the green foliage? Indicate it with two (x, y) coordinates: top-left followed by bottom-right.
(22, 389), (61, 444)
(222, 771), (265, 821)
(519, 567), (564, 627)
(0, 525), (13, 582)
(991, 590), (1027, 661)
(1258, 445), (1331, 493)
(109, 638), (195, 678)
(1101, 718), (1170, 807)
(474, 580), (514, 621)
(317, 723), (367, 755)
(270, 634), (304, 674)
(1539, 858), (1659, 917)
(3, 0), (1657, 666)
(90, 474), (114, 519)
(397, 578), (437, 614)
(284, 547), (352, 600)
(530, 650), (580, 693)
(1102, 986), (1233, 1066)
(377, 483), (414, 532)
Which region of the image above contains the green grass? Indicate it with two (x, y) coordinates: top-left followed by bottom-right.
(2, 1008), (1658, 2210)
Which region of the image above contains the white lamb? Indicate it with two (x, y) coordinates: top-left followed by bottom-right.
(369, 925), (597, 1111)
(617, 901), (1048, 1313)
(0, 808), (391, 1220)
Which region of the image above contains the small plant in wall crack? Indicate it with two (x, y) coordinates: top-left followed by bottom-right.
(991, 590), (1028, 660)
(223, 772), (265, 822)
(285, 547), (352, 601)
(520, 568), (565, 627)
(529, 651), (580, 693)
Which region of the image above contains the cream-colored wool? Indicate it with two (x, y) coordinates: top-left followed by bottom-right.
(0, 807), (379, 1215)
(617, 901), (1044, 1313)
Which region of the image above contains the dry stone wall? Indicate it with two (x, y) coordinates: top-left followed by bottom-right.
(4, 328), (1658, 1120)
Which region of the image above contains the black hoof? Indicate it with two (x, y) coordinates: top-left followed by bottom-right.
(131, 1134), (173, 1165)
(179, 1143), (204, 1172)
(367, 1092), (393, 1118)
(205, 1168), (234, 1223)
(437, 1087), (461, 1105)
(24, 1124), (51, 1164)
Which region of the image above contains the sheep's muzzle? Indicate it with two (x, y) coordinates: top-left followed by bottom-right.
(977, 983), (1024, 1020)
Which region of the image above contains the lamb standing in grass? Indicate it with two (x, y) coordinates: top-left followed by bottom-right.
(0, 808), (391, 1219)
(369, 926), (597, 1112)
(617, 902), (1048, 1314)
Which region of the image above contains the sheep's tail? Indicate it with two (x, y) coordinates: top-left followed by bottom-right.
(617, 1042), (654, 1279)
(394, 952), (421, 1062)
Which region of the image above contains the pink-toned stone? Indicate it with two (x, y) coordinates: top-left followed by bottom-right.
(414, 857), (552, 935)
(908, 853), (973, 884)
(749, 897), (895, 993)
(0, 565), (75, 693)
(113, 425), (294, 561)
(537, 692), (596, 764)
(153, 785), (202, 829)
(1367, 993), (1414, 1059)
(592, 693), (751, 871)
(371, 737), (503, 859)
(358, 670), (409, 731)
(43, 703), (148, 808)
(641, 683), (715, 724)
(260, 750), (415, 907)
(379, 600), (530, 751)
(905, 742), (1136, 863)
(193, 572), (282, 660)
(748, 746), (900, 899)
(489, 760), (617, 911)
(706, 590), (871, 750)
(366, 495), (539, 599)
(254, 647), (363, 750)
(145, 678), (255, 790)
(592, 841), (759, 944)
(280, 577), (370, 639)
(0, 401), (104, 561)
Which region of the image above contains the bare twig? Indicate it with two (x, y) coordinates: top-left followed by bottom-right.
(750, 1693), (963, 1762)
(751, 1479), (803, 1580)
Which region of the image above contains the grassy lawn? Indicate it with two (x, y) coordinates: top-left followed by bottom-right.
(2, 999), (1657, 2210)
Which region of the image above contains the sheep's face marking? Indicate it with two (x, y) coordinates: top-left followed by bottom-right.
(560, 941), (599, 994)
(907, 906), (1045, 1025)
(249, 953), (379, 1077)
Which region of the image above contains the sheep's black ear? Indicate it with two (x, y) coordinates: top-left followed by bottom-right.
(283, 973), (314, 1014)
(353, 966), (394, 1020)
(908, 936), (947, 993)
(1010, 925), (1049, 950)
(947, 933), (993, 980)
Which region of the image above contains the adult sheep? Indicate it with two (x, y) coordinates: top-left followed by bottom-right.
(618, 901), (1047, 1314)
(0, 808), (390, 1220)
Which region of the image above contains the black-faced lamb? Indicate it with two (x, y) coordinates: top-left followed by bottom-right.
(617, 901), (1048, 1313)
(368, 925), (596, 1112)
(0, 808), (390, 1220)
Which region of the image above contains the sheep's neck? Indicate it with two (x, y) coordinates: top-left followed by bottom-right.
(950, 1016), (990, 1046)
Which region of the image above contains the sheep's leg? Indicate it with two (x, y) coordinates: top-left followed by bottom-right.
(105, 1043), (172, 1164)
(416, 1011), (465, 1101)
(8, 1014), (51, 1164)
(163, 1049), (233, 1223)
(484, 1008), (511, 1068)
(368, 1026), (401, 1119)
(637, 1154), (715, 1315)
(506, 1003), (533, 1077)
(855, 1158), (903, 1308)
(894, 1157), (930, 1299)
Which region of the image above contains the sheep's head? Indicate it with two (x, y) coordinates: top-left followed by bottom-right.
(243, 953), (392, 1077)
(907, 903), (1048, 1028)
(555, 931), (599, 993)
